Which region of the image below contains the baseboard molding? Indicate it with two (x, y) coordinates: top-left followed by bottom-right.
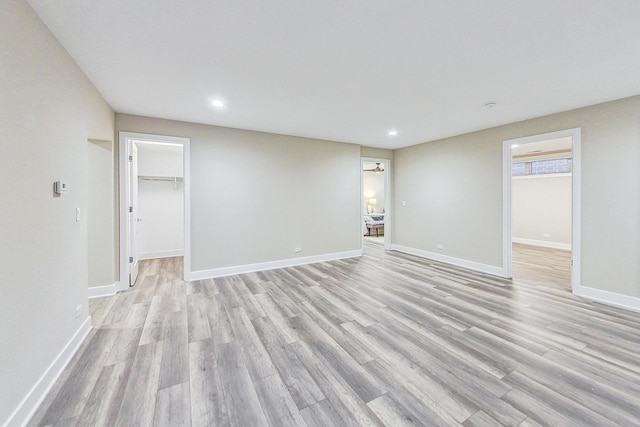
(88, 282), (118, 299)
(3, 317), (92, 427)
(138, 250), (184, 261)
(512, 237), (571, 251)
(391, 244), (505, 277)
(573, 285), (640, 314)
(188, 249), (363, 281)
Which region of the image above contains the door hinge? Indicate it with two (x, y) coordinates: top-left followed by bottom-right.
(129, 256), (133, 263)
(128, 155), (133, 162)
(129, 206), (133, 213)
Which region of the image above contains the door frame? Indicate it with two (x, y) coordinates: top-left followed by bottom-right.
(361, 157), (391, 251)
(502, 128), (581, 291)
(118, 131), (191, 291)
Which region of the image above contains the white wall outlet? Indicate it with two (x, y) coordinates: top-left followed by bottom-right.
(402, 201), (406, 206)
(75, 305), (82, 318)
(436, 244), (444, 250)
(294, 247), (302, 253)
(76, 207), (81, 222)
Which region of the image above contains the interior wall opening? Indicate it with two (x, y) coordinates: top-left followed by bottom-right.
(119, 132), (190, 291)
(511, 137), (573, 291)
(362, 158), (390, 250)
(504, 128), (581, 293)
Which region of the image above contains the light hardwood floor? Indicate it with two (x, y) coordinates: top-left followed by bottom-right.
(512, 243), (572, 291)
(30, 243), (640, 426)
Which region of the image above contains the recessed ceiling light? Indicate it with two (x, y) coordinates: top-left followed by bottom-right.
(211, 100), (225, 108)
(388, 130), (398, 136)
(511, 144), (519, 148)
(483, 102), (497, 109)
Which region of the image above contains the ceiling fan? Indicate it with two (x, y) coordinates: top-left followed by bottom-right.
(364, 163), (384, 173)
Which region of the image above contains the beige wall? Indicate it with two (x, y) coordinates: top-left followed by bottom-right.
(512, 175), (572, 247)
(87, 140), (116, 287)
(115, 114), (362, 273)
(0, 0), (115, 424)
(393, 96), (640, 298)
(361, 146), (393, 160)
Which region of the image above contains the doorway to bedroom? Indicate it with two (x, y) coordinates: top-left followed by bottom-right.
(362, 158), (390, 249)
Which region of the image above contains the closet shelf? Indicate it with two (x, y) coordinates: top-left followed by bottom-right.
(138, 175), (183, 182)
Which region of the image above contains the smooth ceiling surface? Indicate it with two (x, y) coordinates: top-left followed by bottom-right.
(27, 1), (640, 149)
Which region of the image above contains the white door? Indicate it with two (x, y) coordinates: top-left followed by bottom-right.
(128, 143), (140, 286)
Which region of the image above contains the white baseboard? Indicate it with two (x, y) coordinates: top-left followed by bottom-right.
(3, 317), (92, 427)
(88, 282), (118, 299)
(391, 244), (505, 277)
(138, 250), (184, 261)
(573, 285), (640, 314)
(188, 249), (363, 281)
(512, 237), (571, 251)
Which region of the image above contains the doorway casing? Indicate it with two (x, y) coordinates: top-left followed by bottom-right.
(118, 132), (191, 291)
(502, 128), (581, 292)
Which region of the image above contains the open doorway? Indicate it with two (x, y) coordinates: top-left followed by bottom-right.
(118, 132), (190, 291)
(503, 128), (581, 292)
(362, 157), (391, 250)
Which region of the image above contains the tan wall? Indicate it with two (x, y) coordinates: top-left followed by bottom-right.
(115, 114), (362, 272)
(361, 146), (393, 160)
(512, 175), (572, 247)
(393, 96), (640, 297)
(88, 140), (116, 287)
(0, 0), (115, 423)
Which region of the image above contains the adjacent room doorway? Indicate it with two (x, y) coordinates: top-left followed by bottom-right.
(361, 157), (391, 251)
(503, 128), (581, 292)
(118, 132), (191, 290)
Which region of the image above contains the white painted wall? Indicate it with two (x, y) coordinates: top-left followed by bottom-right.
(116, 115), (362, 274)
(512, 175), (572, 249)
(136, 144), (184, 259)
(0, 1), (114, 424)
(363, 171), (385, 213)
(137, 144), (183, 177)
(393, 96), (640, 298)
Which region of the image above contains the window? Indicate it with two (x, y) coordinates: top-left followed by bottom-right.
(512, 158), (571, 176)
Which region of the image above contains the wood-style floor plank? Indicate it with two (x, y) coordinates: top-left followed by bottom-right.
(29, 243), (640, 426)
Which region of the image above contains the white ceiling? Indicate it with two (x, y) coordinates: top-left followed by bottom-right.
(511, 136), (572, 157)
(28, 0), (640, 149)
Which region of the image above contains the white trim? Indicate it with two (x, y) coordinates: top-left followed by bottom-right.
(512, 237), (572, 251)
(189, 249), (363, 280)
(361, 157), (391, 250)
(574, 285), (640, 314)
(138, 250), (184, 261)
(88, 282), (118, 299)
(503, 128), (581, 289)
(3, 318), (92, 427)
(502, 139), (513, 278)
(119, 132), (191, 290)
(391, 244), (504, 277)
(512, 172), (572, 180)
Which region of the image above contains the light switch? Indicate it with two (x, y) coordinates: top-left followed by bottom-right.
(76, 208), (81, 222)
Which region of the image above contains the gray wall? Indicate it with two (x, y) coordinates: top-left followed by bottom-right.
(0, 0), (115, 423)
(393, 96), (640, 298)
(115, 114), (362, 273)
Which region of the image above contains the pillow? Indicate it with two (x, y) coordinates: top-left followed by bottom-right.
(370, 215), (384, 221)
